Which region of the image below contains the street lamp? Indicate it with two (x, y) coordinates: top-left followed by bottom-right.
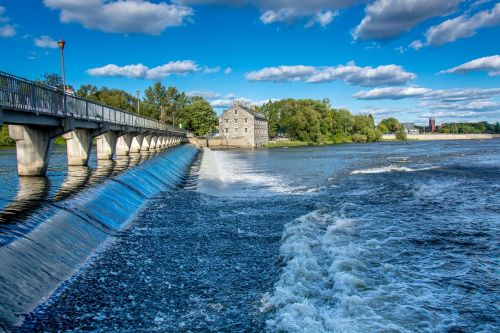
(57, 39), (66, 92)
(136, 90), (140, 115)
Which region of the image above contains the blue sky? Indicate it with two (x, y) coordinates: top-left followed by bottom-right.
(1, 0), (499, 124)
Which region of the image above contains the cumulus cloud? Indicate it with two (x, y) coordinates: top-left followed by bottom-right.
(419, 100), (500, 111)
(246, 65), (316, 82)
(353, 0), (462, 40)
(43, 0), (193, 35)
(246, 62), (416, 87)
(439, 55), (500, 76)
(224, 67), (232, 74)
(87, 60), (201, 80)
(354, 86), (500, 101)
(425, 3), (500, 46)
(354, 86), (500, 118)
(0, 6), (16, 37)
(353, 86), (431, 100)
(174, 0), (357, 27)
(34, 35), (58, 48)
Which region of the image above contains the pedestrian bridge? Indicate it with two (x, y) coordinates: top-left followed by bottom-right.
(0, 71), (191, 176)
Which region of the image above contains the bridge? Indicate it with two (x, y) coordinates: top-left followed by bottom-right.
(0, 71), (192, 176)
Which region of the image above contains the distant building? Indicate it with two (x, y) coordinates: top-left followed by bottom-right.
(218, 101), (269, 148)
(402, 122), (419, 134)
(429, 118), (436, 132)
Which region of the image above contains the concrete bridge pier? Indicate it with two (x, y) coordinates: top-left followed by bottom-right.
(149, 136), (158, 152)
(8, 125), (56, 176)
(96, 131), (118, 160)
(130, 134), (144, 153)
(116, 133), (134, 156)
(161, 136), (168, 148)
(141, 134), (153, 152)
(63, 129), (93, 166)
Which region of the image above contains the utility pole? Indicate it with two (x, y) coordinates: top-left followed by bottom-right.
(57, 40), (66, 92)
(136, 90), (140, 115)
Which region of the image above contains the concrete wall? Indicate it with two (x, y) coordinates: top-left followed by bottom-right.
(383, 133), (493, 141)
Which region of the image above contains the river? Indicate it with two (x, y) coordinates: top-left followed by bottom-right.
(0, 140), (499, 332)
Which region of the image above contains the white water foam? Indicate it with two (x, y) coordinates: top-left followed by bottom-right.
(351, 165), (439, 174)
(263, 207), (416, 333)
(196, 149), (316, 197)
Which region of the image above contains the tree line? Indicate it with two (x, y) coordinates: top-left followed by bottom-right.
(258, 99), (385, 143)
(437, 122), (500, 134)
(42, 73), (219, 136)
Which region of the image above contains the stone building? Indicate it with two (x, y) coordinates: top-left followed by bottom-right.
(218, 101), (269, 148)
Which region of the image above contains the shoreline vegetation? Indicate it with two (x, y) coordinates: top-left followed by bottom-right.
(1, 74), (499, 147)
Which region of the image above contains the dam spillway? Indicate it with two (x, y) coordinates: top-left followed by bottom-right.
(0, 140), (499, 332)
(0, 144), (199, 329)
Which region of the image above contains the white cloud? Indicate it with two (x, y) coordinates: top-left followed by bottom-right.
(224, 67), (232, 74)
(353, 0), (462, 40)
(0, 6), (16, 37)
(34, 35), (58, 48)
(409, 40), (423, 50)
(0, 24), (15, 37)
(419, 100), (500, 111)
(43, 0), (193, 35)
(353, 86), (431, 100)
(246, 62), (416, 87)
(202, 66), (221, 74)
(246, 65), (316, 82)
(354, 86), (500, 101)
(87, 64), (149, 78)
(425, 3), (500, 46)
(86, 60), (201, 80)
(439, 55), (500, 76)
(175, 0), (357, 27)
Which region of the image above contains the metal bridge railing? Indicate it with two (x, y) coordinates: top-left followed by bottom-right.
(0, 71), (185, 135)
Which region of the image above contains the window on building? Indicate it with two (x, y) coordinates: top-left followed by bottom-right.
(225, 119), (228, 123)
(244, 118), (247, 123)
(244, 128), (248, 133)
(234, 119), (238, 123)
(225, 128), (229, 133)
(234, 128), (239, 133)
(234, 109), (238, 115)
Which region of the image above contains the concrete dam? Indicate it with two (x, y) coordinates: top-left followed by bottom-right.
(0, 71), (202, 329)
(0, 144), (200, 329)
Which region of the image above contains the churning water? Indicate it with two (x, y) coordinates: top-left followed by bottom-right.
(0, 140), (499, 332)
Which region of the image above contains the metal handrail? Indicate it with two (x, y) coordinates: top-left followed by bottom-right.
(0, 71), (186, 135)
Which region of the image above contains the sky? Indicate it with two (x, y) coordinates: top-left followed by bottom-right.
(0, 0), (499, 124)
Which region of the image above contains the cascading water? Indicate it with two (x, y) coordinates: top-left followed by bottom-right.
(0, 144), (199, 330)
(0, 140), (498, 332)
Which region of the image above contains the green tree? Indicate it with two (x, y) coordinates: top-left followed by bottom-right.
(395, 127), (407, 141)
(183, 97), (218, 136)
(377, 123), (389, 133)
(36, 73), (64, 90)
(379, 117), (401, 133)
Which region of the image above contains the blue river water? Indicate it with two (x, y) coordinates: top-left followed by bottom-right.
(0, 140), (499, 332)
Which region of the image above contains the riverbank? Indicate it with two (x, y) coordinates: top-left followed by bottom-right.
(382, 133), (494, 141)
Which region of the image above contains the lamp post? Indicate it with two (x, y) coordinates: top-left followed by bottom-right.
(136, 90), (140, 115)
(57, 39), (66, 92)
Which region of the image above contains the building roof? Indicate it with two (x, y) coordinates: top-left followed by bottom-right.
(220, 101), (267, 121)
